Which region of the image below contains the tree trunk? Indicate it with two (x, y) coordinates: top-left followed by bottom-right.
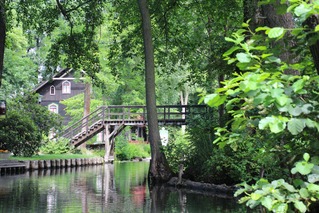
(303, 14), (319, 75)
(262, 1), (296, 70)
(243, 0), (260, 31)
(138, 0), (172, 184)
(244, 0), (298, 74)
(81, 82), (91, 149)
(0, 0), (6, 87)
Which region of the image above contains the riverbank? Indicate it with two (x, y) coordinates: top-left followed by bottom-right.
(0, 157), (104, 175)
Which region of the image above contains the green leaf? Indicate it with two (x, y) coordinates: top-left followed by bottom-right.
(232, 118), (246, 131)
(259, 117), (273, 130)
(223, 46), (240, 57)
(254, 46), (267, 51)
(294, 3), (312, 17)
(253, 93), (268, 106)
(308, 174), (319, 183)
(261, 196), (273, 210)
(271, 88), (284, 98)
(268, 27), (285, 38)
(306, 119), (316, 128)
(265, 56), (281, 64)
(307, 183), (319, 192)
(282, 182), (296, 192)
(304, 153), (310, 162)
(259, 116), (288, 133)
(315, 25), (319, 32)
(292, 79), (305, 92)
(301, 104), (313, 114)
(275, 95), (290, 107)
(295, 161), (314, 175)
(236, 53), (251, 63)
(299, 188), (309, 199)
(272, 202), (288, 213)
(251, 192), (262, 200)
(262, 53), (273, 58)
(225, 37), (236, 43)
(238, 196), (251, 204)
(255, 26), (270, 32)
(246, 199), (260, 209)
(288, 106), (303, 116)
(287, 118), (305, 135)
(269, 119), (286, 133)
(294, 201), (307, 213)
(204, 94), (227, 107)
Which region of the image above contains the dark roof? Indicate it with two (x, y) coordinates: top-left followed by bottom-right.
(33, 68), (72, 92)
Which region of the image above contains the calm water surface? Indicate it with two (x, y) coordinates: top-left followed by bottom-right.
(0, 161), (248, 212)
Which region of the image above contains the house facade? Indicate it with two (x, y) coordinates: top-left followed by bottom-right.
(34, 68), (86, 125)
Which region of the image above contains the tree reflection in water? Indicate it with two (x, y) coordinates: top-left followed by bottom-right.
(0, 161), (248, 212)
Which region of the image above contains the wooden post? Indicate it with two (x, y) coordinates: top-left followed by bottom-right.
(104, 125), (110, 162)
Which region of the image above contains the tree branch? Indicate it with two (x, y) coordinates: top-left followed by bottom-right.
(56, 0), (73, 29)
(65, 0), (94, 14)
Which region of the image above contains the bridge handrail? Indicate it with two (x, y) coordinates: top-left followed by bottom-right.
(59, 104), (209, 140)
(61, 106), (106, 139)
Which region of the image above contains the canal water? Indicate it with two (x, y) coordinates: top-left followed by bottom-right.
(0, 161), (248, 212)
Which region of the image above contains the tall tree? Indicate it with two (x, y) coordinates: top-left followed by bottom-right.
(0, 0), (6, 87)
(138, 0), (172, 183)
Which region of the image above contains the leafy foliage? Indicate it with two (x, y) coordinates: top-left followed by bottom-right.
(0, 93), (61, 157)
(40, 137), (70, 154)
(0, 111), (41, 157)
(163, 130), (194, 174)
(203, 0), (319, 211)
(10, 93), (62, 135)
(236, 153), (319, 213)
(115, 134), (150, 161)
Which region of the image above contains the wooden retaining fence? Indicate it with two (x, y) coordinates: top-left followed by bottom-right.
(0, 157), (104, 175)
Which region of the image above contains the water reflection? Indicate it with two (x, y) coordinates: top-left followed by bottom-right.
(0, 161), (247, 212)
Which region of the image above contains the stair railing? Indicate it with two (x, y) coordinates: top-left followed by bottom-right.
(61, 106), (106, 139)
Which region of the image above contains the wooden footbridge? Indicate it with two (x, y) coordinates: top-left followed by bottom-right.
(60, 105), (210, 161)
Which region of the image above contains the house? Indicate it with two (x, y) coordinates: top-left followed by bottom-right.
(34, 68), (85, 125)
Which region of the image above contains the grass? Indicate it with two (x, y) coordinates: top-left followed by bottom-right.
(9, 153), (99, 161)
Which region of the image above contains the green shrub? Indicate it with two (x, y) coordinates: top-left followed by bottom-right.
(92, 149), (105, 158)
(236, 153), (319, 213)
(164, 130), (194, 174)
(115, 134), (150, 161)
(0, 111), (42, 157)
(40, 137), (70, 154)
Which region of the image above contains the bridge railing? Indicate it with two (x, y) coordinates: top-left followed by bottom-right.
(60, 104), (210, 140)
(61, 106), (106, 139)
(105, 105), (146, 122)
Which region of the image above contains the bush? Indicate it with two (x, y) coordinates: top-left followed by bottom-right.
(164, 130), (194, 174)
(115, 134), (150, 161)
(236, 153), (319, 213)
(0, 111), (42, 157)
(0, 93), (62, 157)
(40, 137), (70, 154)
(92, 149), (105, 158)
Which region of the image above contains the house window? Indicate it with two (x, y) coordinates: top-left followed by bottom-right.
(50, 86), (55, 95)
(48, 103), (58, 114)
(62, 81), (71, 94)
